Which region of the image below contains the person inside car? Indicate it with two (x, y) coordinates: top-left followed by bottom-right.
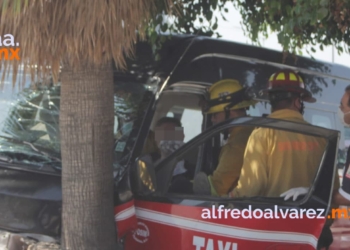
(193, 79), (257, 196)
(281, 84), (350, 205)
(141, 118), (184, 164)
(229, 69), (340, 198)
(151, 117), (195, 193)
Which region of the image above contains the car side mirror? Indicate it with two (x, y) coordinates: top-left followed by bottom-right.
(132, 155), (157, 195)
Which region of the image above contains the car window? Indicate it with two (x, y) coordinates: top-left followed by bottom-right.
(303, 109), (335, 129)
(311, 115), (332, 129)
(246, 102), (270, 117)
(167, 107), (202, 143)
(181, 108), (202, 142)
(166, 112), (174, 118)
(142, 91), (204, 159)
(154, 123), (331, 199)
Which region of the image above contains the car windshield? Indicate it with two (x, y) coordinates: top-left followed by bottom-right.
(0, 71), (153, 173)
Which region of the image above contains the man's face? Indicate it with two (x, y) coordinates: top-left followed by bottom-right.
(340, 92), (350, 124)
(211, 111), (226, 125)
(211, 110), (243, 125)
(154, 122), (184, 146)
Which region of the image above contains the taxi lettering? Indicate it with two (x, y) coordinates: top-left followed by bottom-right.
(193, 236), (238, 250)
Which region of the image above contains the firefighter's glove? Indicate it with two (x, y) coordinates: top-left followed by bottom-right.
(280, 187), (309, 201)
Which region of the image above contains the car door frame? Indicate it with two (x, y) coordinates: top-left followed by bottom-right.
(127, 116), (339, 249)
(155, 117), (338, 201)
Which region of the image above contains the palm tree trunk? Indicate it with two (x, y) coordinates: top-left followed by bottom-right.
(60, 62), (117, 250)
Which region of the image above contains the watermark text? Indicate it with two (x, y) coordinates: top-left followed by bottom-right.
(0, 34), (20, 60)
(201, 205), (343, 220)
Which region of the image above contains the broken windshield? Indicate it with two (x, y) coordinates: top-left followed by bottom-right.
(0, 72), (153, 173)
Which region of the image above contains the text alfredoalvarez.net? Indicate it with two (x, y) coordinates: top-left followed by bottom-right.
(0, 34), (20, 60)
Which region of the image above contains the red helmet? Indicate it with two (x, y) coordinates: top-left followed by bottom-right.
(267, 69), (316, 103)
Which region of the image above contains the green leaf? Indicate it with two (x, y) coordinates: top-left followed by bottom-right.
(317, 7), (328, 19)
(156, 14), (163, 23)
(311, 47), (316, 53)
(161, 23), (168, 32)
(207, 11), (213, 20)
(147, 0), (349, 55)
(294, 4), (301, 14)
(320, 0), (329, 7)
(221, 14), (227, 21)
(277, 32), (285, 43)
(211, 0), (218, 10)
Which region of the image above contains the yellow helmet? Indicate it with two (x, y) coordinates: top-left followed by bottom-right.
(205, 79), (257, 114)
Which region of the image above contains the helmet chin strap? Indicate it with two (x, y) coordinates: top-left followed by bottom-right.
(223, 107), (231, 140)
(294, 98), (305, 115)
(299, 100), (305, 115)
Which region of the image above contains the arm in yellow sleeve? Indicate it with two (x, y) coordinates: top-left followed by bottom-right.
(208, 176), (219, 196)
(230, 129), (268, 197)
(209, 142), (245, 196)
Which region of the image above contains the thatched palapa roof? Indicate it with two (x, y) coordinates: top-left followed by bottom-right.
(0, 0), (174, 85)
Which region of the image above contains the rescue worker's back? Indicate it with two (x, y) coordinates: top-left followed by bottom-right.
(230, 69), (339, 198)
(231, 109), (327, 197)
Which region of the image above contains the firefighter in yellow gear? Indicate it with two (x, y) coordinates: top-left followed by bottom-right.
(229, 69), (340, 198)
(194, 79), (257, 196)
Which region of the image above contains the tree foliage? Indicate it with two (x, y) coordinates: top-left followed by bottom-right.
(151, 0), (350, 55)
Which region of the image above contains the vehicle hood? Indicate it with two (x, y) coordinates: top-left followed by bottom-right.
(0, 167), (61, 237)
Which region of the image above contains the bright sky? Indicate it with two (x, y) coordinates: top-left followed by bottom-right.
(215, 4), (350, 67)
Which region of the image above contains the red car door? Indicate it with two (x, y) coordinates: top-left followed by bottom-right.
(120, 117), (338, 250)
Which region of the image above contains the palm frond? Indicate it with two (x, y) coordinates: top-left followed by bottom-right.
(0, 0), (174, 85)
